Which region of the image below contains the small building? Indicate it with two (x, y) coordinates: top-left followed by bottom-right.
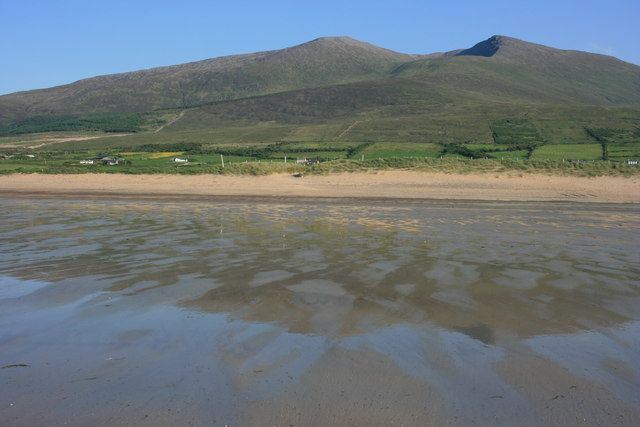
(100, 157), (124, 166)
(25, 154), (36, 158)
(79, 160), (94, 165)
(627, 159), (639, 165)
(295, 158), (320, 166)
(173, 157), (188, 163)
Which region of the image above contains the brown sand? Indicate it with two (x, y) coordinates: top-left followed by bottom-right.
(0, 172), (638, 202)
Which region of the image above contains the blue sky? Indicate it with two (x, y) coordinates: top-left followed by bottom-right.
(1, 0), (638, 94)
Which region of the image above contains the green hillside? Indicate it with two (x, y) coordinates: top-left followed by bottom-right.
(0, 37), (416, 123)
(1, 35), (639, 164)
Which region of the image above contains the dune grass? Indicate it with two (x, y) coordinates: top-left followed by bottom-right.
(1, 154), (637, 177)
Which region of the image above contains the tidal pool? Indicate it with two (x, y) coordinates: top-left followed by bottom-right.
(0, 197), (639, 426)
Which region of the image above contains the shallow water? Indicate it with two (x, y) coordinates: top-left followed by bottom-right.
(0, 197), (639, 426)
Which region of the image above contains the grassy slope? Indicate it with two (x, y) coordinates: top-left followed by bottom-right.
(0, 37), (415, 123)
(45, 95), (635, 152)
(398, 36), (640, 107)
(1, 36), (639, 164)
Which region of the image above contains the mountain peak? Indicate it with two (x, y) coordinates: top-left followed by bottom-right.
(283, 36), (414, 62)
(298, 36), (401, 51)
(455, 35), (573, 63)
(308, 36), (360, 44)
(487, 35), (517, 43)
(296, 36), (375, 51)
(455, 35), (517, 57)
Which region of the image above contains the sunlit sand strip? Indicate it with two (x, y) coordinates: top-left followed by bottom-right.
(0, 172), (638, 203)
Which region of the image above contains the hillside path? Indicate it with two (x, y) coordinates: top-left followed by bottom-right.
(335, 120), (360, 140)
(154, 110), (186, 133)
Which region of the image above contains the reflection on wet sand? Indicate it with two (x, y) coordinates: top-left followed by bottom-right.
(0, 198), (639, 426)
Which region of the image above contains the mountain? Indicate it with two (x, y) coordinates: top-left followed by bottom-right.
(395, 35), (640, 105)
(0, 36), (417, 122)
(1, 35), (639, 145)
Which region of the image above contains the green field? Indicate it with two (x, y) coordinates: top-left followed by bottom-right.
(490, 118), (544, 147)
(584, 128), (640, 161)
(531, 144), (603, 161)
(489, 150), (529, 160)
(359, 142), (442, 159)
(271, 151), (348, 160)
(1, 147), (638, 177)
(1, 121), (639, 176)
(276, 141), (357, 151)
(609, 144), (640, 160)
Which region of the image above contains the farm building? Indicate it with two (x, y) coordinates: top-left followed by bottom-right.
(100, 157), (124, 166)
(79, 160), (94, 165)
(173, 158), (188, 163)
(295, 158), (320, 165)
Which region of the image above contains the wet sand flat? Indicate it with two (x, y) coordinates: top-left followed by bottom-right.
(0, 171), (639, 202)
(0, 197), (639, 426)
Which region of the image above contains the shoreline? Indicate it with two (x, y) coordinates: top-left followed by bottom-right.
(0, 172), (638, 203)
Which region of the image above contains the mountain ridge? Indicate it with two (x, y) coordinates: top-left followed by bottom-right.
(0, 35), (420, 122)
(1, 35), (639, 141)
(4, 34), (636, 97)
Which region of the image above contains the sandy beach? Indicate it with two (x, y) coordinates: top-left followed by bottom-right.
(0, 171), (638, 202)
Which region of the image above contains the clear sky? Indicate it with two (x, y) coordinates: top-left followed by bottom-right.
(1, 0), (638, 95)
